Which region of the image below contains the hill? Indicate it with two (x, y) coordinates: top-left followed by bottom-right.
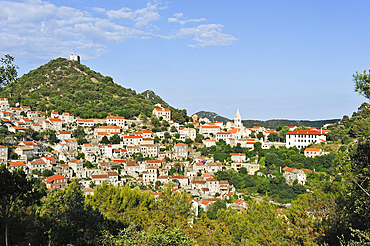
(195, 111), (339, 128)
(195, 111), (230, 123)
(0, 58), (188, 121)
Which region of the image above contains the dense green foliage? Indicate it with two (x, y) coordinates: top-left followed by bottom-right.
(0, 58), (188, 121)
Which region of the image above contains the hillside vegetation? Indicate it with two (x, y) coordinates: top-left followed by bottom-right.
(0, 58), (188, 121)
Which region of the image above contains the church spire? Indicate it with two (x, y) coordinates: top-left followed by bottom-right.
(234, 109), (242, 128)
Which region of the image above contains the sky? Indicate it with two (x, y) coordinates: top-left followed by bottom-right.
(1, 0), (369, 121)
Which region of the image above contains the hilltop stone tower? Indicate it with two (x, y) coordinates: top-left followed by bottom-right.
(70, 54), (80, 63)
(234, 109), (242, 128)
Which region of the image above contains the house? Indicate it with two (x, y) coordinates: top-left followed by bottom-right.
(77, 119), (94, 127)
(145, 159), (164, 168)
(95, 126), (121, 135)
(152, 108), (171, 121)
(0, 145), (8, 161)
(179, 127), (196, 140)
(48, 118), (63, 131)
(0, 98), (9, 111)
(28, 158), (47, 172)
(140, 144), (159, 157)
(282, 166), (307, 185)
(203, 139), (216, 147)
(304, 148), (330, 158)
(62, 139), (78, 150)
(7, 161), (26, 172)
(91, 174), (109, 185)
(232, 199), (247, 209)
(15, 146), (34, 160)
(68, 159), (83, 174)
(108, 171), (119, 184)
(9, 126), (25, 133)
(199, 125), (221, 136)
(174, 143), (188, 159)
(123, 136), (143, 146)
(143, 168), (158, 184)
(106, 116), (126, 127)
(206, 178), (220, 196)
(31, 123), (41, 131)
(45, 175), (68, 190)
(169, 175), (188, 187)
(230, 153), (246, 163)
(126, 161), (140, 177)
(61, 113), (75, 123)
(285, 130), (327, 149)
(56, 131), (72, 140)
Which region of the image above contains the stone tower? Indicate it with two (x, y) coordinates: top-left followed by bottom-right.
(70, 54), (80, 63)
(234, 109), (242, 128)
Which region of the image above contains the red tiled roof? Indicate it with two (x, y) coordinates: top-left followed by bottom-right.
(285, 130), (327, 135)
(92, 174), (108, 179)
(304, 148), (321, 152)
(282, 166), (295, 172)
(234, 199), (245, 205)
(8, 161), (26, 167)
(154, 108), (170, 111)
(175, 143), (187, 146)
(78, 119), (94, 122)
(107, 116), (125, 119)
(301, 168), (313, 173)
(45, 174), (67, 183)
(58, 131), (71, 134)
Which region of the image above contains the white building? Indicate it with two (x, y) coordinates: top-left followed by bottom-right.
(106, 116), (126, 127)
(285, 130), (327, 149)
(152, 108), (171, 121)
(304, 148), (330, 158)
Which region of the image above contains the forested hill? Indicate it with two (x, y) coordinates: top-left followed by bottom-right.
(242, 119), (339, 129)
(195, 111), (339, 128)
(0, 58), (187, 121)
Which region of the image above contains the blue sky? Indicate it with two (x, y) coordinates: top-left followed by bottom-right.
(1, 0), (369, 120)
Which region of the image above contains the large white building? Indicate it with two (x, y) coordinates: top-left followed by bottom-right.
(106, 116), (126, 127)
(152, 108), (171, 121)
(285, 130), (327, 149)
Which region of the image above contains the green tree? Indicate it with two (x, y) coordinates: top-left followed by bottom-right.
(41, 169), (54, 177)
(206, 200), (227, 220)
(195, 134), (204, 143)
(353, 69), (370, 99)
(110, 134), (121, 144)
(100, 136), (110, 144)
(0, 54), (19, 86)
(256, 132), (264, 140)
(340, 140), (370, 244)
(184, 138), (193, 145)
(39, 182), (104, 245)
(279, 126), (290, 142)
(267, 132), (279, 142)
(48, 131), (57, 144)
(0, 165), (43, 246)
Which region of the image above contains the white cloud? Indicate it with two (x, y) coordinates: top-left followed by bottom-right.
(134, 3), (160, 27)
(168, 12), (206, 25)
(92, 7), (106, 13)
(0, 0), (149, 61)
(106, 7), (134, 20)
(0, 0), (236, 62)
(164, 24), (237, 48)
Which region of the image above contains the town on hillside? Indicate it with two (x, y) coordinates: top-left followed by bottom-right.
(1, 95), (337, 212)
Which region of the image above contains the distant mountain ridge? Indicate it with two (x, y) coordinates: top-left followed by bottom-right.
(195, 111), (339, 129)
